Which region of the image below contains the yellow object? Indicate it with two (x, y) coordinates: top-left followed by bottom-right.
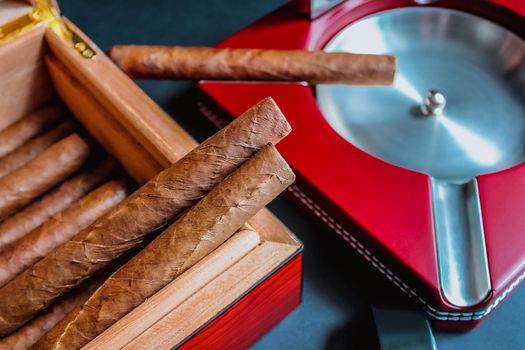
(0, 0), (96, 59)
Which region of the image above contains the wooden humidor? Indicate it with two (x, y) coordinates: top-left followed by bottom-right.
(0, 1), (303, 348)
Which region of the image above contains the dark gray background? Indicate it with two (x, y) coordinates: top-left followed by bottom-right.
(58, 1), (525, 349)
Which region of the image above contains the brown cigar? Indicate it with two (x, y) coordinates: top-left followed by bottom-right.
(34, 144), (294, 349)
(0, 121), (76, 178)
(0, 276), (104, 350)
(109, 45), (396, 85)
(0, 241), (152, 350)
(0, 158), (117, 251)
(0, 180), (130, 288)
(0, 134), (90, 220)
(84, 226), (260, 350)
(0, 97), (290, 335)
(0, 105), (64, 158)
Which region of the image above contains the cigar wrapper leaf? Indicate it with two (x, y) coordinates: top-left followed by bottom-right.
(0, 158), (117, 251)
(0, 252), (137, 350)
(0, 121), (76, 178)
(0, 134), (91, 220)
(34, 143), (295, 349)
(0, 276), (103, 350)
(109, 45), (396, 85)
(84, 226), (260, 350)
(0, 180), (131, 288)
(0, 105), (64, 158)
(0, 97), (290, 335)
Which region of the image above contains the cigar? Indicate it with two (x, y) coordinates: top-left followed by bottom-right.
(0, 134), (90, 220)
(0, 105), (64, 158)
(0, 97), (290, 335)
(0, 158), (117, 251)
(84, 226), (260, 350)
(34, 144), (295, 349)
(0, 121), (76, 178)
(109, 45), (396, 85)
(0, 241), (147, 350)
(0, 277), (103, 350)
(0, 180), (130, 288)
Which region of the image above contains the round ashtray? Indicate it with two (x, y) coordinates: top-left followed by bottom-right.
(317, 7), (525, 308)
(317, 7), (525, 182)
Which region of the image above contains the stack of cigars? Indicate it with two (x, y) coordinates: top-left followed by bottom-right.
(0, 97), (295, 350)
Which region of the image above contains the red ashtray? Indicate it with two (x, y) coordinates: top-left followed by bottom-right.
(198, 0), (525, 331)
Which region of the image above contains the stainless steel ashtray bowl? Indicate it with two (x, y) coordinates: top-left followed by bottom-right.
(317, 7), (525, 308)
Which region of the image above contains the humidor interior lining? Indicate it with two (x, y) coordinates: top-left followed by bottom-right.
(46, 19), (196, 168)
(0, 0), (33, 26)
(0, 22), (301, 348)
(0, 24), (53, 130)
(122, 240), (298, 350)
(46, 55), (164, 184)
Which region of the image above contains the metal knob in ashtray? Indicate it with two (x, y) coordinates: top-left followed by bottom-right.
(316, 7), (525, 308)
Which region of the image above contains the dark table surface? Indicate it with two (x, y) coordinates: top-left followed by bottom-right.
(58, 1), (525, 349)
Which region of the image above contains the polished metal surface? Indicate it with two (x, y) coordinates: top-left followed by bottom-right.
(317, 7), (525, 307)
(309, 0), (344, 19)
(421, 90), (446, 116)
(413, 0), (440, 4)
(372, 306), (437, 350)
(317, 7), (525, 182)
(431, 178), (490, 307)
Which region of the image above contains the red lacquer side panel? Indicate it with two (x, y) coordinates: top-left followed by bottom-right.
(478, 162), (525, 293)
(180, 254), (303, 350)
(497, 0), (525, 17)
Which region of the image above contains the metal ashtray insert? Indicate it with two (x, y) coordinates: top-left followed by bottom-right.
(317, 7), (525, 307)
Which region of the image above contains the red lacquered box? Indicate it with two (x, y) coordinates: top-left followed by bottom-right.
(198, 0), (525, 331)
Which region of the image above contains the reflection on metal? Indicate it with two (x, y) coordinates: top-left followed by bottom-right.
(431, 178), (491, 307)
(317, 7), (525, 182)
(309, 0), (344, 19)
(413, 0), (440, 4)
(420, 90), (446, 116)
(316, 7), (525, 307)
